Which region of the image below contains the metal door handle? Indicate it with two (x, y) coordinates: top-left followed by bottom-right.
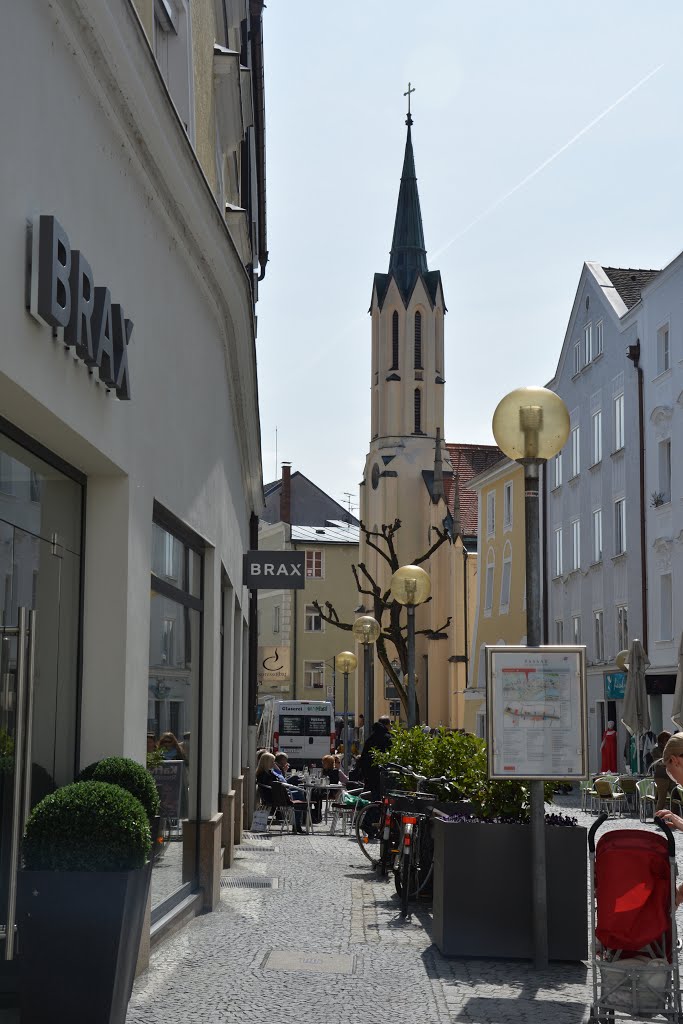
(5, 608), (28, 960)
(22, 610), (36, 833)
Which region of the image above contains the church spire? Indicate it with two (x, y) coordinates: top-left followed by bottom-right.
(389, 86), (428, 297)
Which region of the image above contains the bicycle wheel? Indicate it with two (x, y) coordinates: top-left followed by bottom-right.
(399, 843), (413, 917)
(355, 802), (381, 863)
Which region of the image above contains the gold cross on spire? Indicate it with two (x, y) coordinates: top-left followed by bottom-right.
(404, 81), (415, 125)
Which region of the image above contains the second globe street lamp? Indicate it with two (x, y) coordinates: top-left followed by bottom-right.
(352, 614), (381, 738)
(492, 384), (570, 970)
(335, 650), (357, 775)
(389, 565), (431, 728)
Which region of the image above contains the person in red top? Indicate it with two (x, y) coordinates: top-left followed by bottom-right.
(600, 720), (617, 772)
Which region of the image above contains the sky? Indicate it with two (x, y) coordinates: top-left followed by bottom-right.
(255, 2), (683, 517)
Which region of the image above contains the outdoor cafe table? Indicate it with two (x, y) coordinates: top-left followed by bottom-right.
(298, 780), (344, 833)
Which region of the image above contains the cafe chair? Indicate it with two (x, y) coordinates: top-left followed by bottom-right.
(618, 776), (638, 814)
(592, 776), (625, 817)
(636, 778), (656, 822)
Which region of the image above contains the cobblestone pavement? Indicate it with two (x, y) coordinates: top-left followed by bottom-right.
(126, 793), (683, 1024)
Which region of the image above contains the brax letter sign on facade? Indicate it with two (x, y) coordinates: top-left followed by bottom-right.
(28, 215), (133, 399)
(243, 552), (306, 589)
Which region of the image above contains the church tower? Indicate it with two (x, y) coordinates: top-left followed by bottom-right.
(359, 102), (457, 726)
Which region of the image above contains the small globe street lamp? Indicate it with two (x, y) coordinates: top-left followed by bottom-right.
(336, 650), (358, 774)
(492, 385), (570, 971)
(352, 615), (381, 739)
(390, 565), (431, 728)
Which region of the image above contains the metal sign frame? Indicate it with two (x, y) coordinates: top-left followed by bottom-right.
(485, 645), (588, 781)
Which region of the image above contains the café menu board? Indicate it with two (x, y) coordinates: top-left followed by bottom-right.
(485, 646), (588, 781)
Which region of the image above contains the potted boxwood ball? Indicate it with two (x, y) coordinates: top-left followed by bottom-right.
(18, 781), (152, 1024)
(78, 755), (163, 855)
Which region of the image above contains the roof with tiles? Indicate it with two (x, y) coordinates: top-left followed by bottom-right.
(602, 267), (660, 311)
(444, 443), (504, 537)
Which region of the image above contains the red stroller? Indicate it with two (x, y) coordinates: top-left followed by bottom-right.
(589, 814), (682, 1022)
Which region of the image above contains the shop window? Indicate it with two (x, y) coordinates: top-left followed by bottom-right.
(149, 513), (203, 920)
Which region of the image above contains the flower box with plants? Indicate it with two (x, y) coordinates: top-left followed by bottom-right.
(18, 756), (160, 1024)
(374, 727), (587, 961)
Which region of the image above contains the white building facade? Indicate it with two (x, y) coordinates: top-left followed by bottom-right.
(0, 0), (266, 979)
(546, 263), (650, 772)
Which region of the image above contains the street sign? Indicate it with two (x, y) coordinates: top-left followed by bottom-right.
(243, 551), (306, 589)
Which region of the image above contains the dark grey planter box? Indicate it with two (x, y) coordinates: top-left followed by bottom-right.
(432, 819), (587, 961)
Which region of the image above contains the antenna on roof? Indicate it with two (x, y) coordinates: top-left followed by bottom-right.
(342, 492), (358, 516)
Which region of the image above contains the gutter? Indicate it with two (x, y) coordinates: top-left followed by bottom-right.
(249, 0), (268, 280)
(627, 339), (648, 652)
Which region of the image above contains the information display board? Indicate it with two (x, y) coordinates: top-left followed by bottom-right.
(485, 645), (588, 780)
(151, 760), (184, 818)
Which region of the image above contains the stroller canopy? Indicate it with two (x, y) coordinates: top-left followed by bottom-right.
(595, 830), (672, 952)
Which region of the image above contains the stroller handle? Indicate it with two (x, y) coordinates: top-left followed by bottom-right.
(655, 814), (677, 857)
(588, 813), (608, 852)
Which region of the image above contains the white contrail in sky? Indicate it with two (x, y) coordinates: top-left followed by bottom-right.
(431, 62), (665, 262)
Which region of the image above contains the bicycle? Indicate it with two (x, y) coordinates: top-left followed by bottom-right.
(354, 762), (414, 868)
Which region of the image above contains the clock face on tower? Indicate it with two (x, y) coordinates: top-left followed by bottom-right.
(371, 463), (380, 490)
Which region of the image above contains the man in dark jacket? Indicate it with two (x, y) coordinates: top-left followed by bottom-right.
(357, 716), (392, 800)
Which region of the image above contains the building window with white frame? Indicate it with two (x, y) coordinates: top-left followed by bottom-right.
(596, 320), (604, 356)
(553, 452), (562, 489)
(503, 481), (513, 530)
(592, 508), (603, 562)
(499, 543), (512, 613)
(658, 439), (672, 504)
(571, 519), (580, 571)
(305, 550), (324, 579)
(614, 393), (624, 451)
(486, 491), (495, 538)
(573, 342), (581, 376)
(594, 610), (604, 662)
(273, 605), (280, 633)
(571, 426), (580, 477)
(657, 324), (671, 374)
(617, 604), (629, 651)
(304, 660), (325, 689)
(584, 323), (593, 364)
(572, 614), (581, 644)
(484, 550), (495, 614)
(555, 619), (564, 644)
(614, 498), (626, 555)
(592, 409), (602, 465)
(554, 527), (563, 577)
(304, 604), (323, 632)
(660, 574), (673, 641)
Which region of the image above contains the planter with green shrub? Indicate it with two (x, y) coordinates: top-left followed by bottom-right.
(374, 726), (587, 961)
(18, 780), (152, 1024)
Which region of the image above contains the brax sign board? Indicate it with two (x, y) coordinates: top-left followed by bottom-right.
(28, 215), (133, 400)
(243, 551), (306, 589)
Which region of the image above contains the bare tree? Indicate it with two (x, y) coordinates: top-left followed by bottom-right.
(312, 519), (452, 722)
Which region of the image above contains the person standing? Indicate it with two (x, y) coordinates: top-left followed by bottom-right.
(357, 715), (392, 800)
(600, 720), (617, 772)
(356, 713), (365, 747)
(653, 730), (673, 812)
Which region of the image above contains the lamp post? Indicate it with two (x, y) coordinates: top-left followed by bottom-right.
(492, 384), (570, 970)
(352, 615), (381, 738)
(389, 565), (431, 728)
(336, 650), (357, 775)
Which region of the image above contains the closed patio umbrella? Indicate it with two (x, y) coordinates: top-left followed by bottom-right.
(620, 638), (651, 773)
(671, 633), (683, 730)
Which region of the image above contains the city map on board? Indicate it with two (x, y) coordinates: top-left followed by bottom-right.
(487, 647), (586, 779)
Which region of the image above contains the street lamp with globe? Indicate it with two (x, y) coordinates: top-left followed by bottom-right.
(352, 615), (381, 739)
(492, 384), (570, 970)
(389, 565), (431, 728)
(336, 650), (358, 775)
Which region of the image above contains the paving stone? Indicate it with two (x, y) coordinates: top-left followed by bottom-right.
(127, 791), (682, 1023)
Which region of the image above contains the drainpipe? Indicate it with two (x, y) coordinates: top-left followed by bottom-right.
(249, 0), (268, 280)
(626, 339), (648, 652)
(462, 546), (469, 687)
(541, 462), (548, 644)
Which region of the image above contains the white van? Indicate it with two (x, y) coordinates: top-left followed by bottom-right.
(256, 699), (335, 768)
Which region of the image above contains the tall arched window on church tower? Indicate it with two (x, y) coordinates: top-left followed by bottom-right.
(414, 388), (422, 433)
(414, 311), (422, 369)
(391, 311), (399, 369)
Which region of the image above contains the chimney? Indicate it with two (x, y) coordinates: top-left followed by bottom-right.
(280, 463), (292, 524)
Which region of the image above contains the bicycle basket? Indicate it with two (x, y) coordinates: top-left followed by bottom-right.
(387, 792), (438, 814)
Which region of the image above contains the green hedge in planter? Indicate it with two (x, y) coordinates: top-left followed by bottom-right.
(78, 756), (160, 819)
(23, 781), (151, 871)
(373, 726), (555, 822)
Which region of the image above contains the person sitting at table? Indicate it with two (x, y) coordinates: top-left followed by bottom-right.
(321, 753), (339, 785)
(255, 752), (305, 834)
(273, 753), (305, 796)
(332, 754), (349, 787)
